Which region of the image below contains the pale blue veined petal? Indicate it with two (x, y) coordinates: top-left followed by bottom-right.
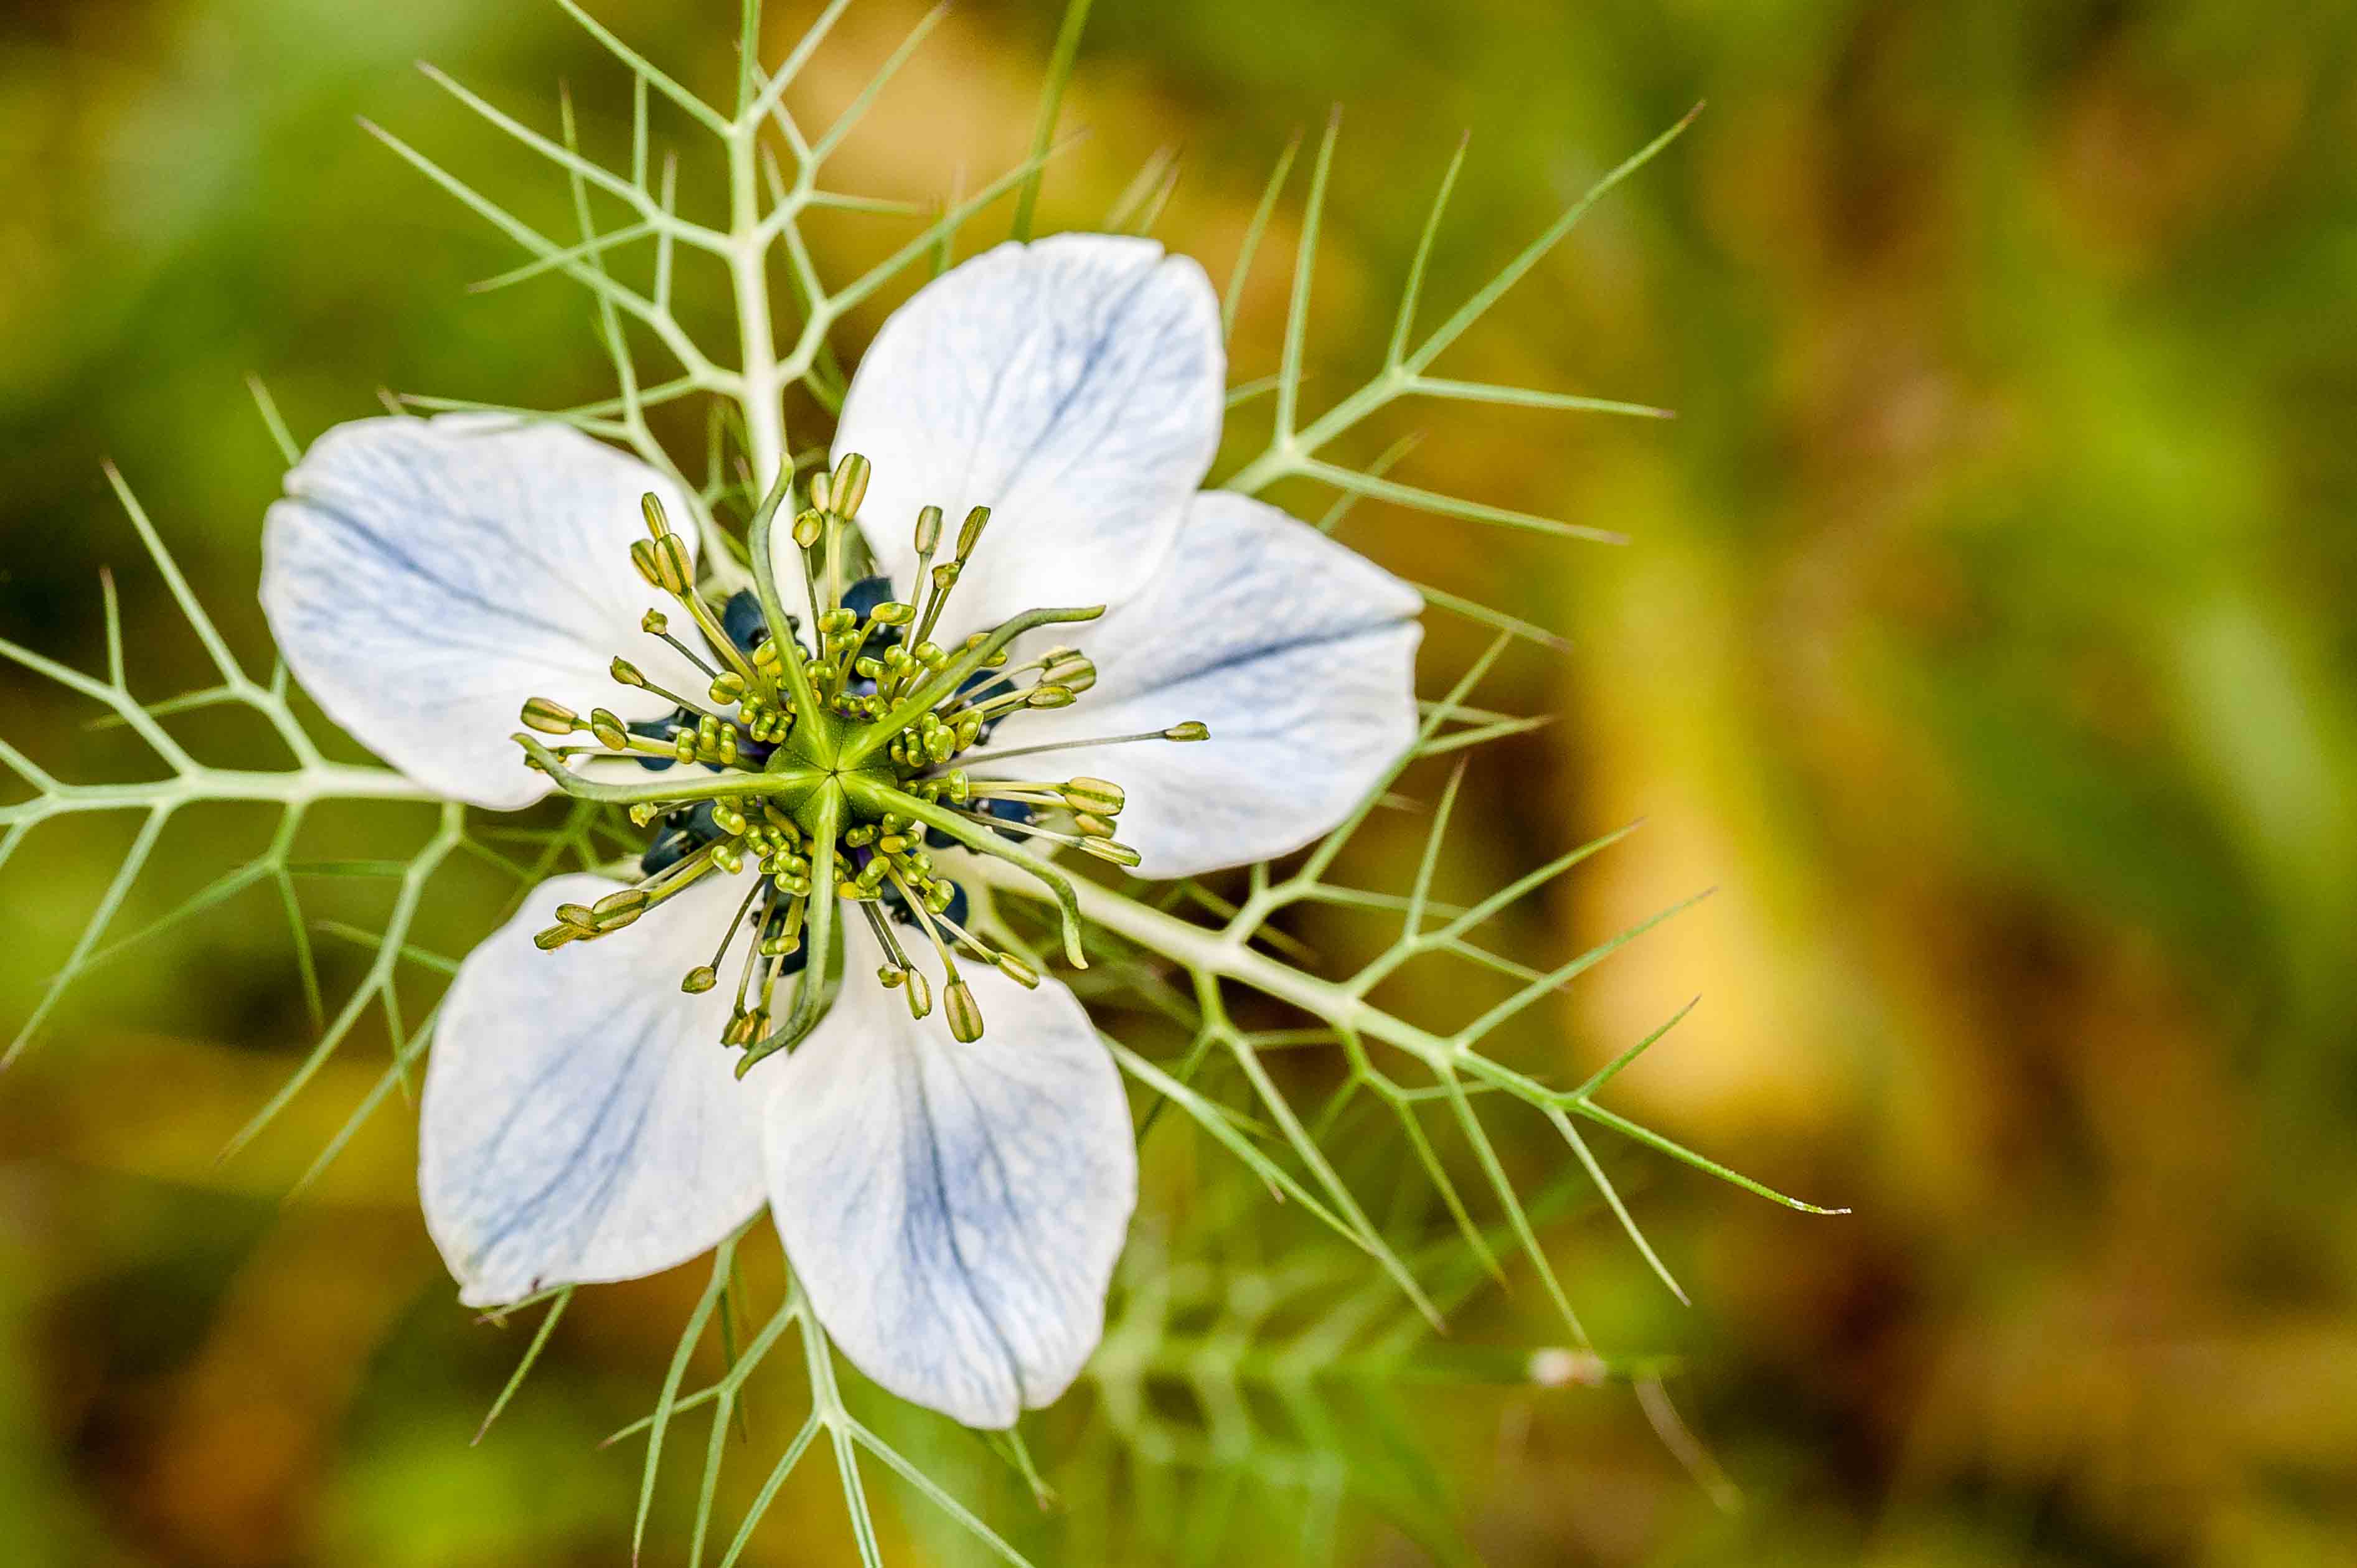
(826, 234), (1224, 644)
(974, 491), (1423, 878)
(761, 921), (1136, 1429)
(261, 414), (706, 809)
(420, 871), (768, 1307)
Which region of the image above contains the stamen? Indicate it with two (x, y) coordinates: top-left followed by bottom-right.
(643, 609), (725, 682)
(684, 875), (766, 994)
(951, 723), (1209, 768)
(522, 454), (1192, 1061)
(948, 807), (1142, 867)
(884, 864), (981, 1042)
(859, 901), (931, 1019)
(609, 657), (735, 726)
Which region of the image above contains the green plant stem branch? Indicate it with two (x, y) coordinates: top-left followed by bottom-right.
(966, 857), (1843, 1219)
(728, 115), (788, 495)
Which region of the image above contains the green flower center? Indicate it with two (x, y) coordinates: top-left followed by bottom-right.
(509, 454), (1208, 1074)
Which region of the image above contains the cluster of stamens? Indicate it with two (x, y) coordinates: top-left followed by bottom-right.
(507, 453), (1208, 1074)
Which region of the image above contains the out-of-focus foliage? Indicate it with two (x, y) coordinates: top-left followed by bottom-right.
(4, 1), (2355, 1564)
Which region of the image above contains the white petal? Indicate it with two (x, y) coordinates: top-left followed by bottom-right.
(761, 922), (1135, 1428)
(421, 871), (768, 1307)
(977, 492), (1423, 878)
(261, 415), (705, 809)
(827, 235), (1223, 644)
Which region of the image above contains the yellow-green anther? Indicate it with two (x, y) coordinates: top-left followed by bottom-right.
(994, 952), (1039, 989)
(830, 453), (871, 517)
(520, 697), (579, 735)
(710, 671), (746, 704)
(651, 534), (692, 594)
(1078, 837), (1142, 867)
(534, 924), (578, 951)
(1026, 685), (1075, 710)
(555, 902), (598, 932)
(870, 601), (916, 627)
(641, 492), (673, 537)
(630, 538), (664, 588)
(915, 504), (943, 555)
(610, 657), (647, 688)
(905, 967), (933, 1019)
(681, 965), (718, 994)
(629, 802), (662, 827)
(641, 609), (669, 635)
(1071, 811), (1116, 840)
(589, 708), (629, 749)
(594, 888), (650, 919)
(1165, 721), (1210, 741)
(711, 840), (745, 875)
(1065, 777), (1124, 812)
(955, 505), (990, 561)
(792, 508), (824, 549)
(712, 802), (747, 836)
(946, 980), (983, 1042)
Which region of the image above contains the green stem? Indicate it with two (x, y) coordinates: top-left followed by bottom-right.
(727, 121), (786, 492)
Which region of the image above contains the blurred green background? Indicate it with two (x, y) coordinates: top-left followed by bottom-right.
(7, 0), (2357, 1563)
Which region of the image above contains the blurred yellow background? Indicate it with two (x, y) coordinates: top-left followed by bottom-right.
(6, 1), (2356, 1563)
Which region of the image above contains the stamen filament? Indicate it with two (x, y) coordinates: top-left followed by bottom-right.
(951, 725), (1210, 768)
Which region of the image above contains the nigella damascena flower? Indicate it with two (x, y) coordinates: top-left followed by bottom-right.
(258, 235), (1421, 1428)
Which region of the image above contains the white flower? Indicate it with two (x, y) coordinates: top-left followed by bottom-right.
(258, 234), (1423, 1429)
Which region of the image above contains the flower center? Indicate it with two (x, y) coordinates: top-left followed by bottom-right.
(507, 454), (1210, 1073)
